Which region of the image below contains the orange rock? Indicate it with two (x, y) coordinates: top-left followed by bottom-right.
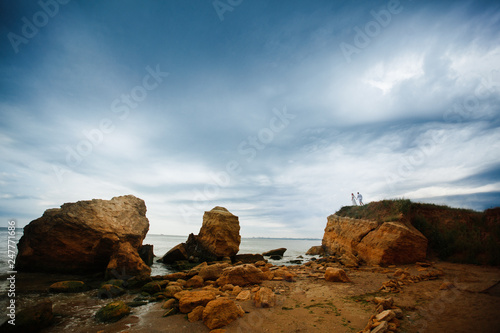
(188, 305), (205, 322)
(216, 264), (266, 286)
(179, 290), (216, 313)
(439, 281), (456, 290)
(273, 269), (296, 282)
(202, 298), (244, 329)
(198, 207), (241, 257)
(235, 290), (251, 301)
(161, 299), (176, 309)
(164, 285), (183, 298)
(221, 284), (234, 292)
(322, 214), (427, 265)
(254, 287), (276, 308)
(105, 241), (151, 278)
(231, 286), (242, 296)
(324, 267), (351, 283)
(185, 275), (204, 288)
(199, 263), (231, 281)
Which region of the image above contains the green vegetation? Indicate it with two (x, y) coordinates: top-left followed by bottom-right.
(336, 199), (500, 265)
(304, 301), (341, 316)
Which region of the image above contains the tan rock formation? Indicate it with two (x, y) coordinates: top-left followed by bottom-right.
(161, 206), (241, 264)
(202, 298), (244, 330)
(322, 214), (427, 265)
(198, 207), (241, 257)
(16, 195), (150, 276)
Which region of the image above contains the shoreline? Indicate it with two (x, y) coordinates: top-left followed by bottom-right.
(3, 259), (500, 332)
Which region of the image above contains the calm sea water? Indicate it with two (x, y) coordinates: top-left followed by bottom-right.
(1, 228), (321, 290)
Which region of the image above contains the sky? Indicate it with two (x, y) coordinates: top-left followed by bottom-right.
(1, 0), (499, 238)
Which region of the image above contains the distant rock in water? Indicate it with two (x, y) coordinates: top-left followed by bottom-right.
(322, 214), (428, 265)
(262, 248), (287, 256)
(16, 195), (151, 277)
(161, 206), (241, 264)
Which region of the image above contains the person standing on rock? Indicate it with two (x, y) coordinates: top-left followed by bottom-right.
(357, 192), (364, 205)
(351, 193), (357, 206)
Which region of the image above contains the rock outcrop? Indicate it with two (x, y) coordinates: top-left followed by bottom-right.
(198, 206), (241, 257)
(161, 207), (241, 265)
(322, 214), (427, 265)
(16, 195), (151, 276)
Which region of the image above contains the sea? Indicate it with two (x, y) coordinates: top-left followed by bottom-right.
(0, 227), (322, 293)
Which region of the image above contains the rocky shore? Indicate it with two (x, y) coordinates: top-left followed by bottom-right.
(4, 196), (500, 332)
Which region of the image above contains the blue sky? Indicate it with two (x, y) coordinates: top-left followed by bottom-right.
(1, 0), (499, 238)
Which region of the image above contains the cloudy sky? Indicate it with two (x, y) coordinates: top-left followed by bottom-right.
(1, 0), (499, 238)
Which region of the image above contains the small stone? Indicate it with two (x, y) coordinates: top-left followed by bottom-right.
(254, 287), (276, 308)
(439, 282), (456, 290)
(185, 275), (204, 288)
(231, 286), (242, 296)
(221, 284), (234, 292)
(162, 307), (178, 317)
(48, 281), (88, 293)
(235, 290), (251, 301)
(95, 301), (130, 322)
(161, 298), (176, 309)
(375, 310), (396, 322)
(370, 320), (388, 333)
(188, 305), (205, 322)
(392, 307), (403, 319)
(324, 267), (351, 283)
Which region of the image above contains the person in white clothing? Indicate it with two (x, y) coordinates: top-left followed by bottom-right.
(357, 192), (364, 205)
(351, 193), (357, 206)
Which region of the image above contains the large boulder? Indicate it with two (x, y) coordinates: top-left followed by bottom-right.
(198, 206), (241, 257)
(322, 214), (427, 265)
(16, 195), (150, 276)
(161, 206), (241, 264)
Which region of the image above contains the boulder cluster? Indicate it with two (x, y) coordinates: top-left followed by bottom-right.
(161, 207), (241, 267)
(321, 214), (428, 265)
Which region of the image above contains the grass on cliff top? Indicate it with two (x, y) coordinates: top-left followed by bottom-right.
(335, 198), (413, 222)
(335, 199), (500, 266)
